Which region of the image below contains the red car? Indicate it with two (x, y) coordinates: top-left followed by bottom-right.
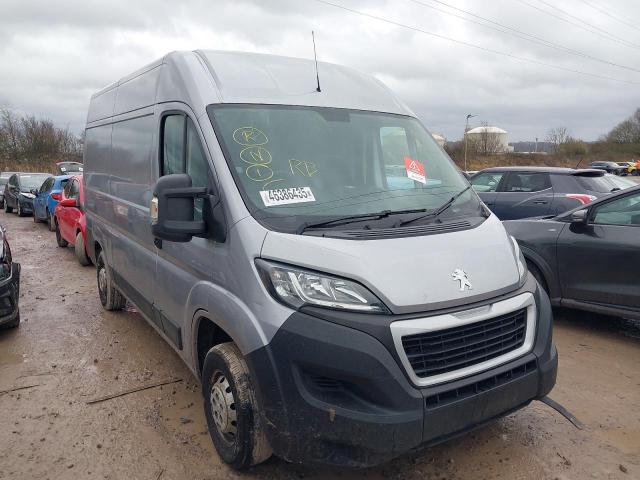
(54, 175), (90, 266)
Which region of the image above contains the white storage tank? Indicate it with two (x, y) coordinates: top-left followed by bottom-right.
(465, 126), (509, 154)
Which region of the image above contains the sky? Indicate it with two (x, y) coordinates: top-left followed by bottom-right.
(1, 0), (640, 142)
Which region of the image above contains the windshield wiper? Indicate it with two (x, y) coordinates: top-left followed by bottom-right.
(297, 208), (428, 234)
(396, 186), (473, 227)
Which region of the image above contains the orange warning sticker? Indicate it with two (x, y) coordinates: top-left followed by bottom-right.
(404, 156), (426, 184)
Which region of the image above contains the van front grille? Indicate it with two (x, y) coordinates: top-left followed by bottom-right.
(401, 308), (527, 378)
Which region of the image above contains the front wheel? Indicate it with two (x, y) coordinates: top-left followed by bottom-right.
(96, 250), (126, 311)
(16, 201), (25, 217)
(5, 200), (12, 214)
(202, 343), (271, 469)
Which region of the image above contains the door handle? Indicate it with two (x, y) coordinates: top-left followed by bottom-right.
(533, 200), (548, 204)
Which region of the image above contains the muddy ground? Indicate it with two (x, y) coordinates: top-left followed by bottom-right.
(0, 207), (638, 480)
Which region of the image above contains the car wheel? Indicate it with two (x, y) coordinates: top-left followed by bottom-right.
(202, 342), (271, 470)
(0, 311), (20, 329)
(16, 201), (24, 217)
(55, 220), (68, 247)
(48, 212), (56, 231)
(33, 208), (39, 223)
(4, 200), (12, 214)
(0, 200), (4, 209)
(75, 232), (91, 266)
(96, 250), (126, 311)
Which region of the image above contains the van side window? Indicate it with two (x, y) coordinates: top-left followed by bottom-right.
(162, 115), (186, 175)
(161, 114), (209, 221)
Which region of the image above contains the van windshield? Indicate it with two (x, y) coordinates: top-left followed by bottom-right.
(208, 105), (481, 232)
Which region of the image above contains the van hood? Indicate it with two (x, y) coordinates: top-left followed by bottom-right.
(260, 215), (521, 314)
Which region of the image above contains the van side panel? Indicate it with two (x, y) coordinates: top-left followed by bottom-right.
(84, 122), (113, 261)
(114, 67), (161, 116)
(87, 88), (117, 123)
(107, 111), (158, 324)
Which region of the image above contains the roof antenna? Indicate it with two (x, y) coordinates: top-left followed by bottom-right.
(312, 31), (321, 92)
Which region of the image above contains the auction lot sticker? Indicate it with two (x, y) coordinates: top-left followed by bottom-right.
(260, 187), (316, 207)
(404, 156), (426, 184)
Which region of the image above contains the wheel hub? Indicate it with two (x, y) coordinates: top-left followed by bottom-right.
(98, 268), (107, 294)
(210, 373), (237, 441)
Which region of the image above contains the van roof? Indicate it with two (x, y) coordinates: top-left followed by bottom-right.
(87, 50), (414, 124)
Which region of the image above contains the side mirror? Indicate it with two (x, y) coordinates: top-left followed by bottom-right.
(30, 188), (38, 196)
(151, 174), (206, 242)
(59, 197), (77, 208)
(570, 209), (588, 224)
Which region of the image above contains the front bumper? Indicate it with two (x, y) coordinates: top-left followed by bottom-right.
(0, 262), (20, 326)
(17, 197), (34, 213)
(246, 279), (557, 467)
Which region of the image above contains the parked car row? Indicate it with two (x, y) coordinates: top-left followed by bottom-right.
(2, 170), (89, 268)
(469, 166), (636, 220)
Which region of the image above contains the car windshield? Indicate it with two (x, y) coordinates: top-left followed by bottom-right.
(208, 105), (480, 232)
(20, 175), (49, 189)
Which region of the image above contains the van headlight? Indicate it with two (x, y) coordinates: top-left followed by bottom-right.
(256, 259), (389, 313)
(20, 192), (35, 199)
(509, 236), (527, 286)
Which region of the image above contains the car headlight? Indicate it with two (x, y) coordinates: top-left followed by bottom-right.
(20, 192), (35, 199)
(509, 236), (527, 286)
(256, 259), (389, 313)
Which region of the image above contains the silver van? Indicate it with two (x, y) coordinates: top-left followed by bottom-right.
(84, 51), (557, 469)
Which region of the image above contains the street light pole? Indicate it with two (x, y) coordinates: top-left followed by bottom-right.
(464, 114), (476, 172)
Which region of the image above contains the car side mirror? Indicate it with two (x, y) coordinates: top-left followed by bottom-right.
(570, 209), (588, 224)
(30, 188), (38, 196)
(59, 198), (77, 208)
(151, 174), (207, 242)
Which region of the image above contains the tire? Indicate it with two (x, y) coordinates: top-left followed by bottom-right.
(5, 200), (12, 214)
(0, 200), (4, 209)
(526, 260), (548, 294)
(48, 212), (55, 231)
(75, 231), (91, 266)
(96, 250), (126, 311)
(55, 220), (68, 247)
(16, 201), (25, 217)
(0, 311), (20, 330)
(202, 342), (271, 469)
(33, 208), (39, 223)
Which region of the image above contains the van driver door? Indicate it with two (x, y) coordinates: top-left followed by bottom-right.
(152, 106), (218, 350)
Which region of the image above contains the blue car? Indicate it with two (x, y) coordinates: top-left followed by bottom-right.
(33, 175), (71, 230)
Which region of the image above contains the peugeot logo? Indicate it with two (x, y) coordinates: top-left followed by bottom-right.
(452, 268), (472, 292)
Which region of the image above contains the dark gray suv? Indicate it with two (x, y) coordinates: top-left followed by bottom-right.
(471, 167), (617, 220)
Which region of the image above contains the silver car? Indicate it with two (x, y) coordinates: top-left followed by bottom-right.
(84, 51), (557, 469)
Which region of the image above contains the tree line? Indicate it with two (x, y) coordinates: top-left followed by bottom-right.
(0, 108), (83, 172)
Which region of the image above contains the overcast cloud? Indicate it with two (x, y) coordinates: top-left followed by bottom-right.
(1, 0), (640, 141)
